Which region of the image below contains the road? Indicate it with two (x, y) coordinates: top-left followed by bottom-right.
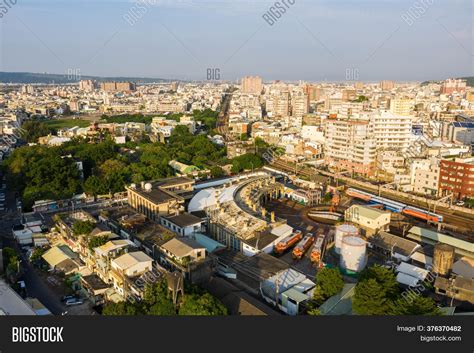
(216, 91), (233, 141)
(0, 217), (66, 315)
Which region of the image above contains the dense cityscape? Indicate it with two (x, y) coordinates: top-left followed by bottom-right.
(0, 75), (473, 317)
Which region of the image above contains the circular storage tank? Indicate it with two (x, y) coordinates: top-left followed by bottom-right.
(334, 223), (359, 254)
(340, 236), (367, 273)
(433, 244), (455, 276)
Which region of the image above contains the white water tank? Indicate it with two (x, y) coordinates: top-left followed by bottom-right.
(144, 183), (152, 191)
(340, 236), (367, 273)
(334, 223), (359, 254)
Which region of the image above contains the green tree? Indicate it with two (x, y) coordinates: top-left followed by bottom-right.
(210, 166), (224, 178)
(72, 220), (95, 236)
(231, 153), (263, 173)
(142, 281), (176, 316)
(88, 235), (109, 250)
(102, 301), (139, 315)
(2, 247), (16, 269)
(178, 293), (227, 316)
(30, 247), (47, 263)
(353, 278), (392, 315)
(21, 120), (52, 143)
(84, 175), (104, 198)
(390, 295), (442, 315)
(312, 268), (345, 305)
(358, 265), (399, 300)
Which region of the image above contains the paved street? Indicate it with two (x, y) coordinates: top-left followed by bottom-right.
(0, 216), (67, 315)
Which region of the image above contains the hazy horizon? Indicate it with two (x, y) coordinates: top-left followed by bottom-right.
(0, 0), (472, 81)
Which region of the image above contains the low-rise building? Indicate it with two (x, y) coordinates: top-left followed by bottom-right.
(126, 177), (194, 221)
(110, 251), (153, 299)
(160, 213), (204, 236)
(344, 205), (391, 236)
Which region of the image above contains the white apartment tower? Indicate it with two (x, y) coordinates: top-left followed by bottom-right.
(371, 110), (413, 151)
(325, 117), (377, 176)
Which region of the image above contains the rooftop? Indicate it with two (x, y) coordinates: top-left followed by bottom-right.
(407, 226), (474, 257)
(347, 204), (390, 220)
(163, 213), (202, 228)
(0, 279), (36, 315)
(160, 237), (205, 258)
(112, 251), (153, 270)
(370, 231), (420, 258)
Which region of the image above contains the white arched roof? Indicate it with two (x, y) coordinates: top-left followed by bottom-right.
(188, 184), (239, 212)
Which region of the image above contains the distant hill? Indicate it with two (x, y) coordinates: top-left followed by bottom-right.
(0, 72), (173, 84)
(421, 76), (474, 87)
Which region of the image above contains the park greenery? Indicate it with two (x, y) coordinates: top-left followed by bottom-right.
(102, 280), (227, 316)
(352, 265), (441, 315)
(3, 123), (227, 209)
(4, 108), (274, 210)
(21, 120), (53, 143)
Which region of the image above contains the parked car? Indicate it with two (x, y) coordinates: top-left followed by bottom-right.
(65, 298), (83, 306)
(61, 295), (76, 302)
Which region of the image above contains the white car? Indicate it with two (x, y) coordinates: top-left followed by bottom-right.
(65, 298), (84, 306)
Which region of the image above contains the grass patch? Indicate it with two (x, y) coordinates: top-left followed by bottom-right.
(45, 119), (91, 129)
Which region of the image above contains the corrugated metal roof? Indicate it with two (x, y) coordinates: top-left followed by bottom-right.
(408, 226), (474, 254)
(42, 245), (73, 267)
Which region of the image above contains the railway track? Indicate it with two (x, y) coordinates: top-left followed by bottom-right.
(270, 160), (474, 237)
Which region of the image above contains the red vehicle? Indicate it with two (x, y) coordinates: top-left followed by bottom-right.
(292, 233), (315, 260)
(310, 235), (326, 264)
(275, 231), (302, 255)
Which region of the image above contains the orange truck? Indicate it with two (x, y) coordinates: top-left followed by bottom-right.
(292, 233), (315, 260)
(275, 231), (303, 255)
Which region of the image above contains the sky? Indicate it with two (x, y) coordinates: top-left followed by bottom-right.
(0, 0), (472, 81)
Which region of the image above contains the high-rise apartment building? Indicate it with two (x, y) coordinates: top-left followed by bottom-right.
(440, 79), (467, 95)
(265, 91), (290, 117)
(100, 81), (136, 92)
(79, 80), (96, 92)
(439, 157), (474, 200)
(291, 91), (309, 118)
(380, 80), (395, 91)
(325, 117), (377, 176)
(371, 110), (413, 151)
(241, 76), (263, 95)
(390, 97), (413, 116)
(21, 85), (35, 94)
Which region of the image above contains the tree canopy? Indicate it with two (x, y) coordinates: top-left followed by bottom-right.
(21, 120), (53, 142)
(178, 293), (227, 316)
(353, 265), (441, 316)
(312, 268), (345, 306)
(72, 220), (95, 236)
